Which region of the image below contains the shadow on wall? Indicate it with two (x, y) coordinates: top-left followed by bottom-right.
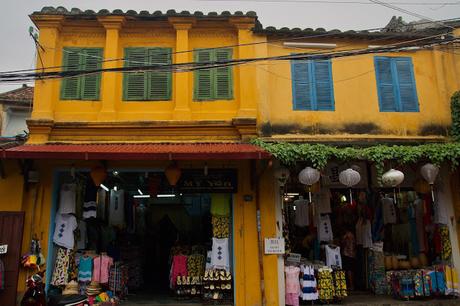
(259, 122), (450, 137)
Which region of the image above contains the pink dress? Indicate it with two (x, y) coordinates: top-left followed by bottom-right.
(170, 255), (188, 288)
(92, 255), (113, 284)
(285, 266), (300, 306)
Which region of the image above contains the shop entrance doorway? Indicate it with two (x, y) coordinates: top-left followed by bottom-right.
(47, 170), (235, 305)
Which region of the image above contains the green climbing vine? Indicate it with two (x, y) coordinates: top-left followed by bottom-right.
(451, 91), (460, 141)
(251, 139), (460, 176)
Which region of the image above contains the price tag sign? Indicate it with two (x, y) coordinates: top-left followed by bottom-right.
(264, 238), (285, 255)
(0, 244), (8, 254)
(287, 253), (301, 263)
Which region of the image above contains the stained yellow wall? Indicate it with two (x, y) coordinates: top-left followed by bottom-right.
(261, 39), (460, 140)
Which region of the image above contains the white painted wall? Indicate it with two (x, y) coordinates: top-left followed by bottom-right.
(1, 109), (29, 137)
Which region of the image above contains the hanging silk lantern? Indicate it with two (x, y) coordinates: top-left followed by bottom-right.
(298, 167), (321, 202)
(420, 163), (439, 202)
(165, 162), (181, 187)
(339, 168), (361, 204)
(274, 167), (290, 188)
(90, 166), (107, 187)
(382, 169), (404, 204)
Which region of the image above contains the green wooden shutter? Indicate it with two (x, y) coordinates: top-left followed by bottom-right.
(81, 48), (102, 100)
(194, 49), (213, 100)
(214, 49), (233, 99)
(123, 48), (148, 100)
(147, 48), (172, 100)
(61, 48), (82, 100)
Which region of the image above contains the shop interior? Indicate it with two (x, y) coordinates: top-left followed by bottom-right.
(46, 168), (234, 305)
(281, 162), (459, 304)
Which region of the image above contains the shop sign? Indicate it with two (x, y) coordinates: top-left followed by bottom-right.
(0, 244), (7, 254)
(178, 169), (237, 193)
(286, 253), (301, 263)
(264, 238), (285, 254)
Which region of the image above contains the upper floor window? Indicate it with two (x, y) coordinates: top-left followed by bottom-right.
(291, 59), (334, 111)
(194, 48), (233, 101)
(60, 48), (103, 100)
(374, 57), (419, 112)
(123, 48), (172, 101)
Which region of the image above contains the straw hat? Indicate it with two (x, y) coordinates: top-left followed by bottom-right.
(86, 281), (102, 296)
(62, 280), (79, 295)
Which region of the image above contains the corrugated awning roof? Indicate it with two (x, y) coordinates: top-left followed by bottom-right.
(1, 143), (271, 160)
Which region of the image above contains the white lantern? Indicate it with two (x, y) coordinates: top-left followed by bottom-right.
(420, 163), (439, 202)
(382, 169), (404, 204)
(298, 167), (321, 202)
(381, 169), (405, 187)
(275, 167), (290, 188)
(339, 168), (361, 203)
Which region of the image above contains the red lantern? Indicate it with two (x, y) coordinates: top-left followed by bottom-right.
(165, 162), (181, 186)
(90, 166), (107, 186)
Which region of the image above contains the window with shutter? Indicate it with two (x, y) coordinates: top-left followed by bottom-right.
(291, 59), (334, 111)
(374, 56), (419, 112)
(123, 48), (172, 101)
(194, 48), (233, 101)
(60, 48), (102, 100)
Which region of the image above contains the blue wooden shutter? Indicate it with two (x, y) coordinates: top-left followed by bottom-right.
(147, 48), (172, 100)
(394, 58), (419, 112)
(81, 48), (102, 100)
(313, 60), (334, 110)
(291, 60), (312, 110)
(214, 48), (233, 99)
(61, 48), (82, 100)
(194, 49), (213, 100)
(123, 48), (148, 101)
(375, 57), (397, 112)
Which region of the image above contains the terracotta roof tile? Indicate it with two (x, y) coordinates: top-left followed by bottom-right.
(0, 85), (34, 103)
(3, 143), (271, 160)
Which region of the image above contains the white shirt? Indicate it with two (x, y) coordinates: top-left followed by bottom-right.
(109, 190), (125, 227)
(318, 214), (333, 242)
(58, 184), (76, 214)
(211, 238), (230, 271)
(294, 197), (309, 227)
(325, 245), (342, 268)
(382, 197), (396, 224)
(53, 213), (78, 249)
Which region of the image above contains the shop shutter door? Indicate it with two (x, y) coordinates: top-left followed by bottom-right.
(314, 60), (334, 111)
(375, 57), (397, 112)
(61, 49), (82, 100)
(123, 48), (147, 100)
(81, 48), (103, 100)
(214, 49), (233, 99)
(194, 49), (213, 100)
(0, 212), (25, 306)
(148, 48), (172, 100)
(291, 60), (312, 110)
(394, 58), (419, 112)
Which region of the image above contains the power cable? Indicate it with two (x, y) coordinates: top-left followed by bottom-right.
(199, 0), (460, 5)
(1, 17), (457, 75)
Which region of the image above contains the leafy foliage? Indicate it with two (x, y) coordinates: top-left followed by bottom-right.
(252, 139), (460, 176)
(451, 91), (460, 141)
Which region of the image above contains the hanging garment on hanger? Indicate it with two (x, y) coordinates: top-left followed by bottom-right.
(285, 265), (301, 306)
(301, 265), (318, 301)
(318, 214), (333, 242)
(53, 213), (78, 249)
(58, 183), (77, 214)
(78, 255), (93, 282)
(382, 197), (396, 224)
(362, 219), (373, 249)
(211, 238), (230, 271)
(325, 245), (342, 268)
(294, 196), (309, 227)
(109, 189), (125, 227)
(92, 254), (114, 284)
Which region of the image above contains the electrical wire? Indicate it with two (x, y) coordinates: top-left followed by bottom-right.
(199, 0), (460, 5)
(1, 17), (457, 75)
(0, 36), (455, 84)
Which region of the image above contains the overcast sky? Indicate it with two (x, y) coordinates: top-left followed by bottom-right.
(0, 0), (459, 92)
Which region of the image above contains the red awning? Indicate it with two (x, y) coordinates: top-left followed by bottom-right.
(1, 143), (271, 160)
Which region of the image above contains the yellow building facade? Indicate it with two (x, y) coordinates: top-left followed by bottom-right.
(0, 6), (460, 306)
